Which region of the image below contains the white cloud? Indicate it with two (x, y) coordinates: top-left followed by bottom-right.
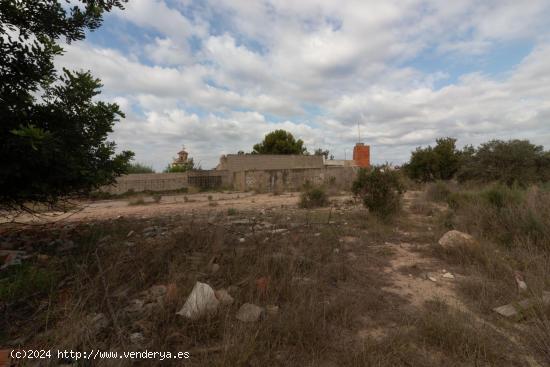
(55, 0), (550, 170)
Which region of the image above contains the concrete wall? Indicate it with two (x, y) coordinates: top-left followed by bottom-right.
(218, 154), (324, 171)
(237, 166), (357, 192)
(98, 165), (355, 195)
(99, 173), (188, 195)
(99, 171), (233, 195)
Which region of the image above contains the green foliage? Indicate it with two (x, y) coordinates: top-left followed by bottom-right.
(164, 158), (195, 173)
(253, 130), (308, 155)
(0, 264), (59, 303)
(314, 148), (330, 159)
(0, 0), (132, 210)
(299, 187), (329, 208)
(405, 137), (461, 182)
(352, 166), (404, 219)
(446, 184), (550, 251)
(126, 162), (155, 174)
(457, 140), (550, 186)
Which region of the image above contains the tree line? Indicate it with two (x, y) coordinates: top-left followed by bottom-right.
(403, 137), (550, 186)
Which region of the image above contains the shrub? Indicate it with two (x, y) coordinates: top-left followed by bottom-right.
(352, 166), (404, 219)
(299, 187), (328, 208)
(152, 194), (162, 203)
(405, 137), (462, 182)
(457, 140), (550, 186)
(126, 162), (155, 174)
(446, 185), (550, 251)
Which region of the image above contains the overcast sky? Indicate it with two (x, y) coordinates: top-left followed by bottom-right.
(56, 0), (550, 170)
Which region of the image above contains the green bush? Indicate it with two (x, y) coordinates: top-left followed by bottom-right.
(352, 166), (404, 219)
(457, 140), (550, 186)
(447, 185), (550, 251)
(299, 186), (329, 208)
(126, 162), (155, 174)
(405, 137), (462, 182)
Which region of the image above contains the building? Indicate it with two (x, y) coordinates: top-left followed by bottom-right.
(353, 143), (370, 168)
(100, 144), (371, 194)
(171, 148), (189, 168)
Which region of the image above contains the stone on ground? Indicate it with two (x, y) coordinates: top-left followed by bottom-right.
(438, 230), (476, 249)
(236, 303), (264, 322)
(176, 282), (219, 319)
(214, 289), (234, 305)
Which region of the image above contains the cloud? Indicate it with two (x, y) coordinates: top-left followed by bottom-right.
(54, 0), (550, 170)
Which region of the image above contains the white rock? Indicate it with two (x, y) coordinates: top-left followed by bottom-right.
(442, 272), (455, 279)
(239, 238), (246, 243)
(176, 282), (219, 319)
(214, 289), (234, 305)
(428, 276), (437, 282)
(438, 230), (476, 249)
(236, 303), (264, 322)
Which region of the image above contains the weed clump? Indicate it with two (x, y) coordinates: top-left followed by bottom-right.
(352, 166), (404, 219)
(299, 186), (328, 208)
(426, 180), (452, 202)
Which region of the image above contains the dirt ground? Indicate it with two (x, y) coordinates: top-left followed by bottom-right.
(4, 192), (352, 224)
(1, 190), (545, 366)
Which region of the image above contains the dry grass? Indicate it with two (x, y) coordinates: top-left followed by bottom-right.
(1, 188), (542, 366)
(425, 182), (550, 365)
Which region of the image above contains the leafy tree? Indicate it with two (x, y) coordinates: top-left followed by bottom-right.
(164, 158), (195, 173)
(252, 130), (308, 155)
(314, 148), (330, 159)
(126, 162), (155, 174)
(405, 137), (461, 182)
(0, 0), (132, 210)
(457, 140), (550, 186)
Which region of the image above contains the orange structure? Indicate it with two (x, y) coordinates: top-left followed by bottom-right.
(353, 143), (370, 168)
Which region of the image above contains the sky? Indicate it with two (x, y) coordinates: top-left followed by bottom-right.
(56, 0), (550, 171)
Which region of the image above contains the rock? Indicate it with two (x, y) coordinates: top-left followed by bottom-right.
(339, 236), (358, 243)
(127, 230), (135, 238)
(130, 332), (145, 345)
(176, 282), (219, 319)
(145, 285), (167, 299)
(271, 229), (288, 234)
(428, 276), (437, 282)
(347, 252), (358, 261)
(0, 250), (26, 269)
(314, 233), (321, 237)
(239, 238), (246, 243)
(211, 263), (220, 273)
(493, 292), (550, 318)
(438, 230), (476, 249)
(333, 248), (340, 254)
(236, 303), (264, 322)
(214, 289), (234, 305)
(442, 272), (455, 279)
(124, 299), (145, 316)
(514, 271), (528, 293)
(266, 305), (279, 316)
